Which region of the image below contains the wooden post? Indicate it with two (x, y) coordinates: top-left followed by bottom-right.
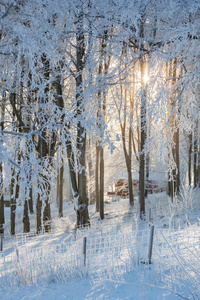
(16, 248), (19, 262)
(148, 225), (154, 264)
(83, 237), (87, 266)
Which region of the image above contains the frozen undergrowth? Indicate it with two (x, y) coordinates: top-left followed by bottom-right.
(1, 223), (200, 299)
(0, 188), (200, 299)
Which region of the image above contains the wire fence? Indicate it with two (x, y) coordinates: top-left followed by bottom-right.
(0, 223), (200, 293)
(1, 190), (200, 298)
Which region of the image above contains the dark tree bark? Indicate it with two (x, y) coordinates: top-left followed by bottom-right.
(56, 161), (60, 208)
(10, 173), (16, 235)
(96, 32), (110, 219)
(71, 10), (90, 227)
(43, 186), (51, 232)
(54, 79), (64, 218)
(99, 146), (104, 219)
(0, 163), (4, 228)
(175, 127), (180, 194)
(138, 15), (148, 218)
(115, 71), (134, 207)
(188, 132), (192, 186)
(96, 61), (102, 215)
(95, 144), (100, 212)
(139, 56), (147, 217)
(59, 162), (64, 218)
(27, 74), (34, 214)
(0, 93), (5, 228)
(10, 160), (20, 235)
(23, 199), (30, 233)
(40, 54), (52, 232)
(20, 58), (31, 232)
(66, 137), (90, 227)
(36, 127), (50, 233)
(174, 59), (180, 194)
(197, 145), (200, 187)
(36, 192), (42, 233)
(28, 185), (34, 214)
(36, 54), (57, 233)
(10, 91), (19, 235)
(54, 64), (89, 227)
(198, 136), (200, 186)
(167, 59), (180, 198)
(121, 124), (134, 206)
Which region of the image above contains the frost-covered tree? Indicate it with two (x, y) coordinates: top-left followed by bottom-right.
(0, 0), (200, 231)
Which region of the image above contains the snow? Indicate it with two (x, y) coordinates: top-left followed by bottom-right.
(0, 191), (200, 299)
(1, 275), (182, 300)
(0, 1), (200, 299)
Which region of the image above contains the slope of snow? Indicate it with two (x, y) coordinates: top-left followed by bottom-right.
(0, 190), (200, 299)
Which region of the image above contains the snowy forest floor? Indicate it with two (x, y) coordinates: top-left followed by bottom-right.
(0, 188), (200, 300)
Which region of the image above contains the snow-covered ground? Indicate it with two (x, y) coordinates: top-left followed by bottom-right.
(1, 272), (183, 300)
(0, 189), (200, 299)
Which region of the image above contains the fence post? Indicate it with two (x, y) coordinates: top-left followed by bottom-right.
(83, 237), (87, 266)
(0, 225), (4, 251)
(148, 225), (154, 264)
(16, 248), (19, 262)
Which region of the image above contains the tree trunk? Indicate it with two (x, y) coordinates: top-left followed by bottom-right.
(66, 132), (90, 227)
(95, 144), (100, 212)
(121, 126), (134, 206)
(145, 151), (150, 197)
(10, 134), (21, 235)
(74, 11), (90, 227)
(59, 163), (64, 218)
(139, 57), (147, 218)
(99, 147), (104, 219)
(98, 32), (109, 219)
(128, 126), (134, 206)
(23, 180), (30, 232)
(36, 191), (42, 233)
(175, 125), (180, 194)
(56, 159), (60, 208)
(194, 138), (198, 187)
(27, 73), (34, 214)
(167, 59), (180, 198)
(0, 94), (5, 227)
(23, 199), (30, 233)
(10, 91), (17, 235)
(0, 163), (4, 227)
(188, 132), (192, 186)
(10, 174), (16, 235)
(43, 189), (51, 232)
(26, 148), (34, 214)
(198, 137), (200, 186)
(35, 54), (55, 233)
(77, 131), (89, 227)
(42, 54), (51, 232)
(28, 185), (34, 214)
